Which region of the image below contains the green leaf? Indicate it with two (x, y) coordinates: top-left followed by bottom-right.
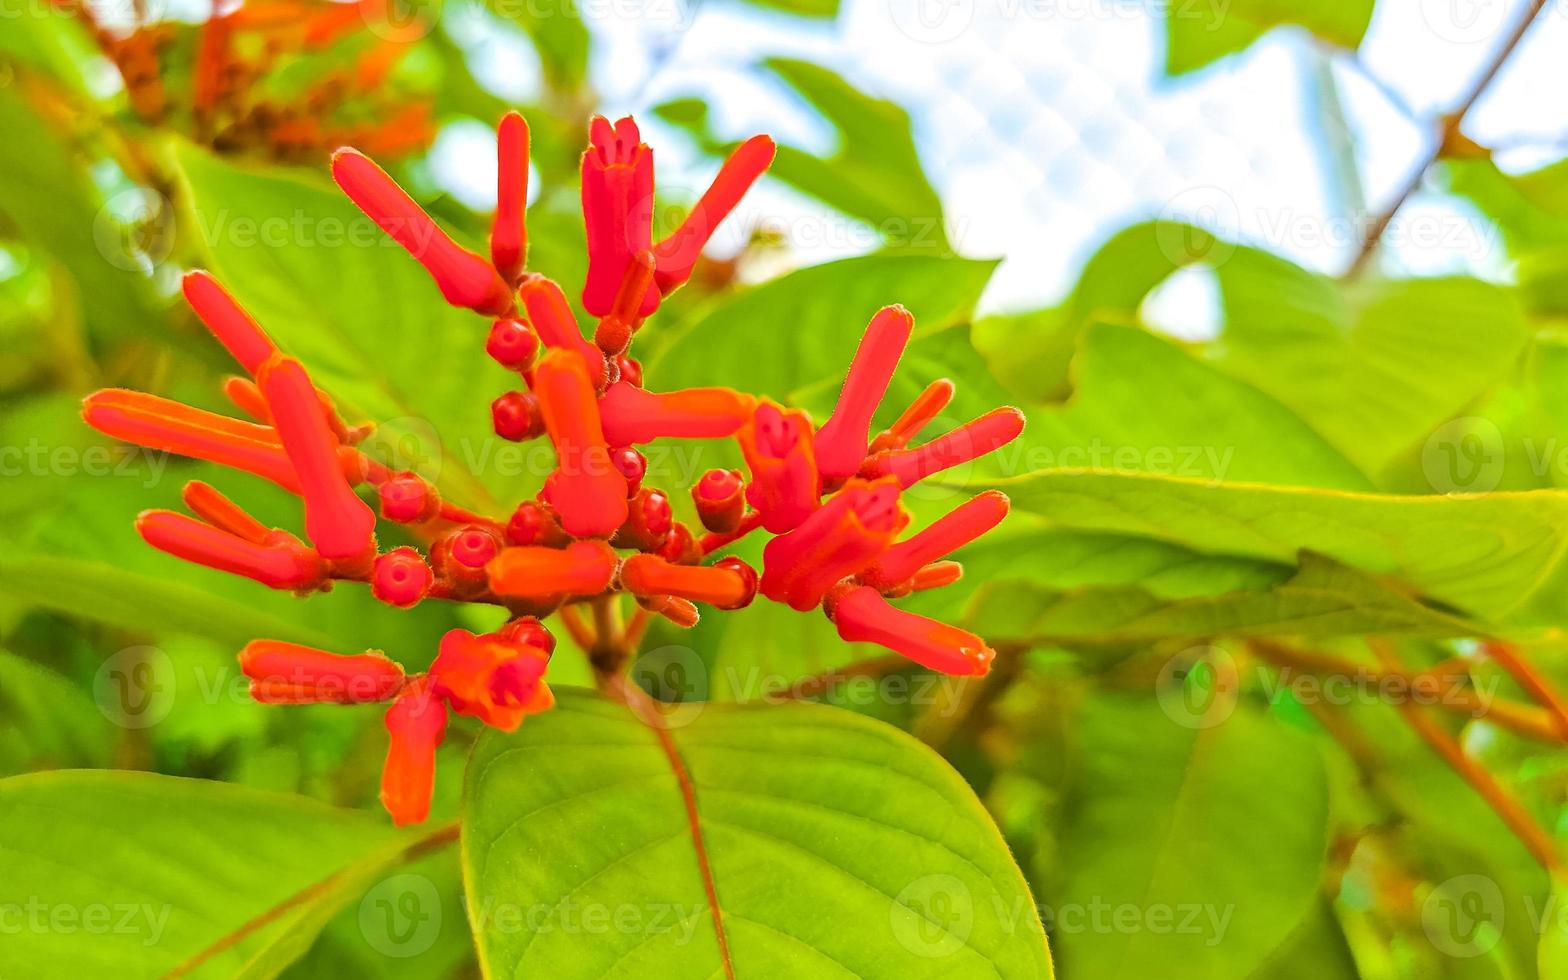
(1005, 323), (1372, 490)
(1248, 901), (1358, 979)
(0, 770), (452, 978)
(657, 58), (945, 248)
(995, 468), (1568, 626)
(646, 253), (996, 402)
(464, 688), (1053, 977)
(1164, 0), (1373, 75)
(739, 0), (840, 16)
(966, 551), (1476, 645)
(1051, 696), (1329, 979)
(1207, 254), (1530, 478)
(172, 141), (511, 512)
(0, 9), (103, 100)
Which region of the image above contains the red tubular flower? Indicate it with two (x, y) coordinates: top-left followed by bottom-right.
(598, 382), (752, 447)
(637, 593), (700, 628)
(581, 116), (656, 318)
(533, 351), (628, 538)
(693, 468), (745, 534)
(486, 540), (618, 600)
(372, 547), (434, 607)
(518, 276), (605, 384)
(239, 639), (406, 703)
(760, 478), (907, 611)
(871, 379), (955, 454)
(491, 111), (529, 283)
(594, 251), (655, 357)
(862, 407), (1026, 488)
(332, 148), (513, 316)
(181, 480), (269, 544)
(860, 490), (1009, 590)
(183, 271), (276, 374)
(621, 554), (757, 610)
(829, 585), (994, 676)
(429, 628), (553, 732)
(136, 510), (325, 590)
(83, 389), (300, 491)
(738, 402), (820, 534)
(815, 306), (914, 481)
(222, 376), (271, 422)
(652, 135), (776, 295)
(258, 356), (377, 562)
(381, 678), (448, 827)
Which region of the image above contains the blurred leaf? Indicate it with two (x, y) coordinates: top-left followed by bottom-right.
(0, 9), (103, 101)
(657, 58), (946, 248)
(1050, 696), (1328, 979)
(0, 649), (114, 774)
(647, 253), (996, 401)
(1164, 0), (1373, 75)
(477, 0), (590, 91)
(173, 141), (515, 511)
(997, 468), (1568, 626)
(1248, 901), (1357, 979)
(740, 0), (839, 16)
(464, 688), (1053, 977)
(1446, 156), (1568, 255)
(0, 770), (449, 978)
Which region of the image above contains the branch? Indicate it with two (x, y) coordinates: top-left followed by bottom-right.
(1345, 0), (1551, 278)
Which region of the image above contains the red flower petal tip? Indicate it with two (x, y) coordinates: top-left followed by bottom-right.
(381, 678), (449, 826)
(815, 305), (913, 481)
(830, 585), (994, 676)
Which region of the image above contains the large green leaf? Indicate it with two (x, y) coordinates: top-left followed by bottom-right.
(0, 650), (114, 774)
(967, 551), (1476, 645)
(1164, 0), (1373, 75)
(646, 253), (996, 402)
(463, 688), (1053, 977)
(0, 770), (451, 978)
(1050, 696), (1329, 979)
(996, 468), (1568, 626)
(1006, 322), (1372, 490)
(172, 141), (511, 512)
(657, 58), (945, 249)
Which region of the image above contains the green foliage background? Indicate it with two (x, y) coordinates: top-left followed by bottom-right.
(3, 0), (1568, 977)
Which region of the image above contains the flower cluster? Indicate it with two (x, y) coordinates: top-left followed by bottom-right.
(60, 0), (432, 161)
(83, 111), (1024, 825)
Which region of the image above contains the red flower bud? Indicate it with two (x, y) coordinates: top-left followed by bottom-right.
(381, 677), (448, 826)
(450, 526), (500, 569)
(652, 135), (775, 296)
(658, 522), (701, 565)
(910, 561), (963, 592)
(599, 382), (751, 447)
(239, 639), (406, 703)
(505, 500), (569, 547)
(378, 471), (439, 523)
(430, 628), (553, 732)
(491, 390), (543, 442)
(595, 250), (655, 355)
(760, 478), (907, 611)
(871, 379), (954, 454)
(610, 447), (647, 493)
(693, 468), (745, 534)
(491, 111), (530, 283)
(862, 408), (1026, 488)
(333, 148), (513, 316)
(221, 376), (270, 422)
(616, 356), (643, 388)
(860, 491), (1008, 590)
(581, 116), (657, 318)
(738, 402), (820, 534)
(182, 271), (276, 374)
(637, 593), (700, 628)
(815, 306), (913, 480)
(372, 547), (433, 607)
(533, 350), (628, 538)
(486, 540), (618, 600)
(486, 318), (538, 371)
(621, 554), (756, 609)
(612, 488), (672, 552)
(495, 616), (556, 654)
(829, 585), (994, 676)
(258, 356), (377, 562)
(137, 510), (326, 591)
